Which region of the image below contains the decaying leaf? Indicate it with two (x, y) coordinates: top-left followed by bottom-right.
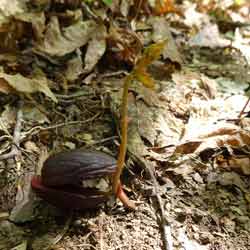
(65, 49), (83, 81)
(15, 11), (46, 40)
(219, 157), (250, 176)
(150, 16), (182, 65)
(0, 0), (26, 25)
(189, 23), (230, 48)
(0, 78), (15, 94)
(0, 72), (57, 102)
(83, 24), (107, 74)
(35, 17), (98, 57)
(106, 26), (142, 67)
(0, 221), (26, 249)
(9, 173), (38, 223)
(0, 104), (16, 131)
(22, 105), (49, 123)
(153, 0), (181, 16)
(11, 240), (27, 250)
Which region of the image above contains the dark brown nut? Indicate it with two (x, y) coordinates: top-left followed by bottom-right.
(41, 150), (116, 187)
(31, 150), (116, 210)
(31, 176), (109, 210)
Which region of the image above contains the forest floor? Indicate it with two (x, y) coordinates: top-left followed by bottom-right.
(1, 0), (250, 249)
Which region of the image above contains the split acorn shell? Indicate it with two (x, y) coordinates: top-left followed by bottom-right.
(31, 150), (117, 210)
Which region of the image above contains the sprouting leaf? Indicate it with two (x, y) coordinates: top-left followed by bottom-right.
(134, 69), (155, 89)
(133, 41), (165, 88)
(136, 41), (166, 69)
(154, 0), (180, 16)
(102, 0), (113, 6)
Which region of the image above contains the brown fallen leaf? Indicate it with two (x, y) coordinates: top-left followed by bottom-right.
(218, 157), (250, 176)
(0, 72), (57, 102)
(83, 24), (107, 74)
(150, 16), (183, 66)
(35, 17), (97, 57)
(0, 78), (15, 94)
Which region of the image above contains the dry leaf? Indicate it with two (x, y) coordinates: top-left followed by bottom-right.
(15, 12), (46, 40)
(153, 0), (180, 16)
(0, 72), (57, 102)
(0, 78), (15, 94)
(189, 23), (230, 48)
(35, 17), (97, 57)
(83, 24), (107, 74)
(65, 49), (83, 81)
(150, 17), (182, 65)
(225, 157), (250, 175)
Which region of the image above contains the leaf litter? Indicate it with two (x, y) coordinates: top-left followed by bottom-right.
(0, 0), (250, 250)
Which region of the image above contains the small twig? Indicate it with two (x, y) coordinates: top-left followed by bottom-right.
(146, 165), (173, 250)
(0, 135), (12, 142)
(0, 101), (23, 161)
(23, 113), (100, 137)
(84, 136), (118, 146)
(98, 213), (104, 250)
(81, 1), (100, 21)
(99, 70), (128, 79)
(55, 90), (94, 100)
(76, 243), (98, 250)
(239, 96), (250, 118)
(133, 0), (143, 21)
(44, 213), (72, 250)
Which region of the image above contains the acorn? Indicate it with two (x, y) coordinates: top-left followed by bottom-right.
(31, 149), (135, 210)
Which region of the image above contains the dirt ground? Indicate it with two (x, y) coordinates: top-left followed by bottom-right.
(1, 1), (250, 250)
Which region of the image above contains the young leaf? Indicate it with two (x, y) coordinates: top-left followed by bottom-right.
(134, 69), (155, 89)
(102, 0), (113, 6)
(133, 41), (165, 88)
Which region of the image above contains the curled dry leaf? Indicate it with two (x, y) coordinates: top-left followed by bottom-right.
(0, 0), (26, 22)
(15, 12), (46, 40)
(35, 17), (98, 57)
(65, 49), (83, 81)
(0, 72), (57, 102)
(150, 17), (183, 66)
(106, 26), (142, 67)
(176, 124), (250, 155)
(83, 24), (107, 74)
(0, 78), (14, 94)
(189, 23), (230, 48)
(218, 157), (250, 176)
